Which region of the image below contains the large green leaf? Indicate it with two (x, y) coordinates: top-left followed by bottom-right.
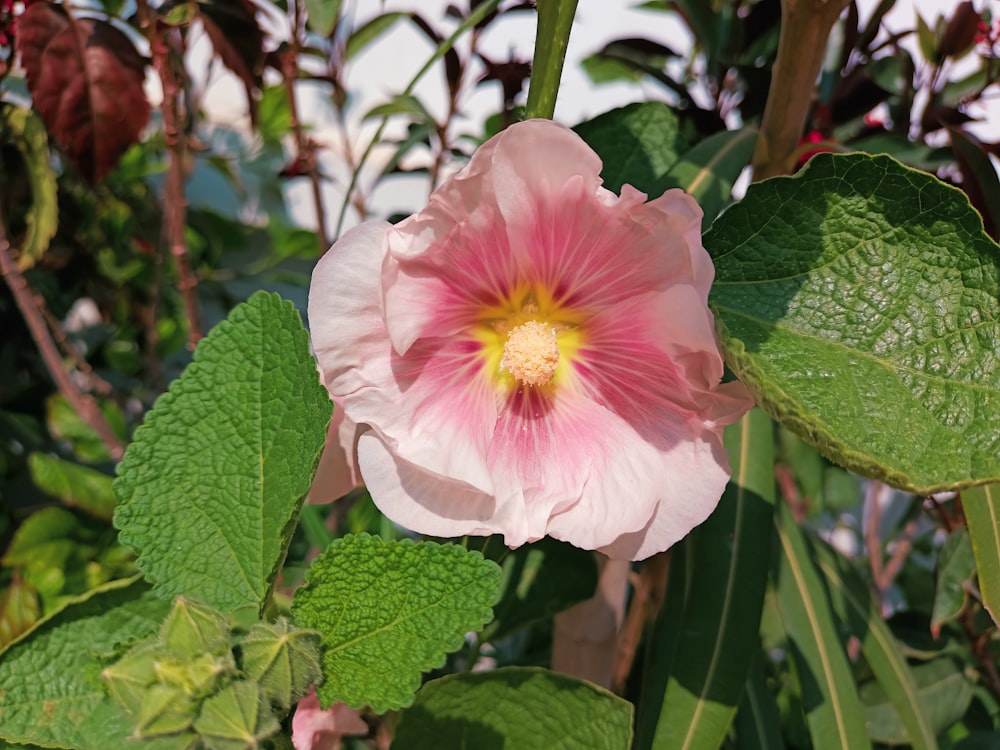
(114, 292), (331, 614)
(707, 152), (1000, 494)
(774, 502), (869, 748)
(391, 667), (633, 750)
(964, 484), (1000, 625)
(0, 577), (171, 749)
(636, 407), (775, 750)
(574, 102), (692, 196)
(814, 540), (938, 749)
(290, 534), (501, 713)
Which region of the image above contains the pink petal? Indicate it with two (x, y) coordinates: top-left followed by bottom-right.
(307, 405), (361, 504)
(291, 688), (367, 750)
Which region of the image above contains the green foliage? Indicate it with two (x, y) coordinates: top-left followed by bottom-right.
(392, 667), (634, 750)
(291, 533), (502, 712)
(114, 292), (331, 615)
(708, 152), (1000, 494)
(964, 484), (1000, 625)
(28, 452), (116, 520)
(0, 578), (171, 749)
(238, 618), (322, 711)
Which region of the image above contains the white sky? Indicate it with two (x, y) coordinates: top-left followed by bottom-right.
(198, 0), (999, 233)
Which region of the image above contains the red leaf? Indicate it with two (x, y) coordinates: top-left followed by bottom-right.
(198, 0), (264, 123)
(16, 1), (150, 183)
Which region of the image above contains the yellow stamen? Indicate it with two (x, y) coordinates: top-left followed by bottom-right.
(501, 321), (559, 386)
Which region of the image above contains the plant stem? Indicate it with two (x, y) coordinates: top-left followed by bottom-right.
(0, 207), (125, 461)
(751, 0), (850, 180)
(524, 0), (579, 120)
(332, 0), (501, 239)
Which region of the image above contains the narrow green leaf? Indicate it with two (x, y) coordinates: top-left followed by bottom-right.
(0, 578), (171, 749)
(734, 657), (784, 750)
(656, 127), (758, 224)
(479, 536), (598, 642)
(774, 502), (870, 748)
(344, 12), (407, 60)
(391, 667), (633, 750)
(303, 0), (340, 36)
(362, 94), (434, 123)
(28, 452), (116, 520)
(860, 659), (972, 744)
(931, 528), (976, 634)
(291, 534), (501, 713)
(574, 102), (691, 195)
(114, 292), (331, 614)
(707, 153), (1000, 494)
(0, 104), (58, 271)
(950, 127), (1000, 239)
(964, 484), (1000, 625)
(639, 407), (775, 750)
(814, 541), (939, 750)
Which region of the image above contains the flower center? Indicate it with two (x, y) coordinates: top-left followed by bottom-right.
(501, 320), (560, 386)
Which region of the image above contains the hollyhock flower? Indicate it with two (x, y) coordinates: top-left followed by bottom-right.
(291, 688), (367, 750)
(308, 119), (753, 560)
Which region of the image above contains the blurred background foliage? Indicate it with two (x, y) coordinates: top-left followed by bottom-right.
(0, 0), (999, 746)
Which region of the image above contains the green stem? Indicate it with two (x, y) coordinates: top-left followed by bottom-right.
(333, 0), (501, 239)
(524, 0), (579, 120)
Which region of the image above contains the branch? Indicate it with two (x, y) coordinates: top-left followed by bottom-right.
(0, 207), (125, 461)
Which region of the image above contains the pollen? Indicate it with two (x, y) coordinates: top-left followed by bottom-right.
(501, 321), (560, 386)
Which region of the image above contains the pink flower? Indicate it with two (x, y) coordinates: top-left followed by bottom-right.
(308, 119), (752, 560)
(291, 688), (367, 750)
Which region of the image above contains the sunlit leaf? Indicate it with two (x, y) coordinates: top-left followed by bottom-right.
(964, 484), (1000, 626)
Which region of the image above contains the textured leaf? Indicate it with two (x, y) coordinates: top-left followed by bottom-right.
(0, 578), (171, 749)
(0, 104), (57, 271)
(574, 102), (691, 195)
(114, 292), (331, 614)
(291, 534), (501, 713)
(391, 667), (633, 750)
(774, 501), (870, 748)
(861, 659), (972, 743)
(304, 0), (341, 36)
(636, 408), (775, 750)
(28, 452), (116, 521)
(479, 536), (598, 642)
(15, 3), (150, 183)
(707, 153), (1000, 494)
(964, 484), (1000, 625)
(814, 540), (938, 750)
(656, 127), (757, 224)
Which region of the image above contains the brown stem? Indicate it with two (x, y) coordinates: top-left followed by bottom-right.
(751, 0), (850, 180)
(865, 481), (886, 598)
(38, 296), (113, 396)
(612, 550), (670, 694)
(141, 1), (201, 347)
(0, 209), (125, 461)
(285, 0), (329, 253)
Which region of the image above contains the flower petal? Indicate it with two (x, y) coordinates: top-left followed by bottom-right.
(307, 405), (361, 504)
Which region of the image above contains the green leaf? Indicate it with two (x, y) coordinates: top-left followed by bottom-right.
(861, 659), (972, 744)
(114, 292), (331, 615)
(964, 484), (1000, 625)
(0, 104), (58, 271)
(932, 528), (976, 635)
(344, 12), (407, 60)
(291, 534), (501, 713)
(707, 153), (1000, 494)
(28, 452), (116, 520)
(814, 540), (939, 750)
(950, 127), (1000, 240)
(636, 407), (775, 750)
(363, 94), (434, 123)
(46, 394), (126, 464)
(304, 0), (340, 36)
(774, 501), (870, 748)
(574, 102), (691, 195)
(479, 536), (598, 642)
(391, 667), (634, 750)
(0, 578), (171, 749)
(656, 127), (757, 224)
(733, 658), (784, 750)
